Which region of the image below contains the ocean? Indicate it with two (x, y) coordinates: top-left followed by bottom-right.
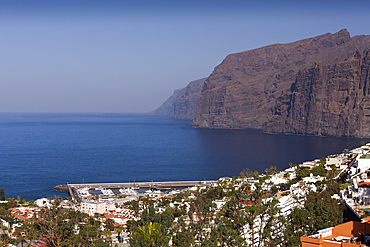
(0, 113), (368, 200)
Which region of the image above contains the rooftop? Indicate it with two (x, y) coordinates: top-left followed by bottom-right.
(301, 218), (370, 246)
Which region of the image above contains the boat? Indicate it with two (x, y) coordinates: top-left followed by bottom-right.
(169, 190), (180, 195)
(77, 187), (91, 197)
(145, 189), (161, 195)
(101, 188), (115, 196)
(119, 188), (137, 196)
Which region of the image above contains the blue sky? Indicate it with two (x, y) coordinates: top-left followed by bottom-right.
(0, 0), (369, 113)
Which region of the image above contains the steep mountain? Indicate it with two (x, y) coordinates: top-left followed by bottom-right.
(190, 29), (370, 131)
(150, 78), (206, 120)
(263, 50), (370, 138)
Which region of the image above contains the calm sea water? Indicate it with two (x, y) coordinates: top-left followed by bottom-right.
(0, 113), (368, 200)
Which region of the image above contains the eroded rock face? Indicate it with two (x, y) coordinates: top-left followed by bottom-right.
(172, 78), (206, 120)
(150, 88), (184, 116)
(150, 78), (206, 120)
(263, 50), (370, 138)
(191, 29), (370, 130)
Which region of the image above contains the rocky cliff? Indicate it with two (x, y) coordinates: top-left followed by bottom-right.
(190, 29), (370, 131)
(171, 78), (206, 120)
(150, 88), (184, 116)
(263, 50), (370, 138)
(150, 78), (206, 120)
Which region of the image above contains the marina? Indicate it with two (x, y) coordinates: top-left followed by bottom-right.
(66, 180), (217, 200)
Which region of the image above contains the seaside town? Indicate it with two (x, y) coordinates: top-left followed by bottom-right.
(3, 144), (370, 246)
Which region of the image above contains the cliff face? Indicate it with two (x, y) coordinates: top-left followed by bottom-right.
(171, 78), (206, 120)
(263, 50), (370, 138)
(190, 29), (370, 130)
(150, 78), (206, 120)
(150, 88), (184, 116)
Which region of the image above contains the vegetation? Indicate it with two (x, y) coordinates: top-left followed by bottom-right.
(127, 198), (172, 247)
(134, 222), (169, 247)
(285, 190), (344, 245)
(0, 197), (108, 247)
(0, 189), (5, 201)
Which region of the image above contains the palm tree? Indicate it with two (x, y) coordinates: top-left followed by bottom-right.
(134, 222), (168, 247)
(0, 232), (10, 246)
(103, 228), (112, 244)
(117, 225), (125, 243)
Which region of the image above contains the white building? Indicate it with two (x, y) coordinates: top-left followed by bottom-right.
(0, 218), (10, 228)
(35, 198), (52, 208)
(302, 173), (324, 184)
(325, 154), (348, 170)
(356, 154), (370, 174)
(79, 201), (115, 216)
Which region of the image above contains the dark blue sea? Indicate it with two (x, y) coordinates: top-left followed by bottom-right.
(0, 113), (368, 200)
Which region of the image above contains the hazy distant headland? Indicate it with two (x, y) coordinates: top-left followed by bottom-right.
(148, 77), (206, 120)
(153, 29), (370, 138)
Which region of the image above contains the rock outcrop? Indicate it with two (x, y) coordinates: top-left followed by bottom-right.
(150, 78), (206, 120)
(190, 29), (370, 131)
(263, 50), (370, 138)
(53, 184), (68, 192)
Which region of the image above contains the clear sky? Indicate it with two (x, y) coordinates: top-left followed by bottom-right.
(0, 0), (369, 113)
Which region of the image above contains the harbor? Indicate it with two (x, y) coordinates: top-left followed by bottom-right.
(61, 180), (217, 200)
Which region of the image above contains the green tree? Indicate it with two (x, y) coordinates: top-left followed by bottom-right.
(127, 200), (140, 215)
(128, 197), (172, 247)
(320, 157), (326, 165)
(216, 195), (248, 246)
(105, 218), (115, 231)
(191, 190), (217, 244)
(134, 222), (169, 247)
(103, 229), (112, 242)
(0, 231), (10, 246)
(19, 199), (107, 246)
(265, 165), (278, 176)
(328, 164), (337, 178)
(311, 164), (327, 177)
(206, 182), (284, 247)
(0, 189), (5, 201)
(285, 190), (345, 246)
(14, 221), (38, 246)
(296, 166), (310, 179)
(171, 226), (195, 246)
(242, 182), (284, 247)
(117, 225), (126, 243)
